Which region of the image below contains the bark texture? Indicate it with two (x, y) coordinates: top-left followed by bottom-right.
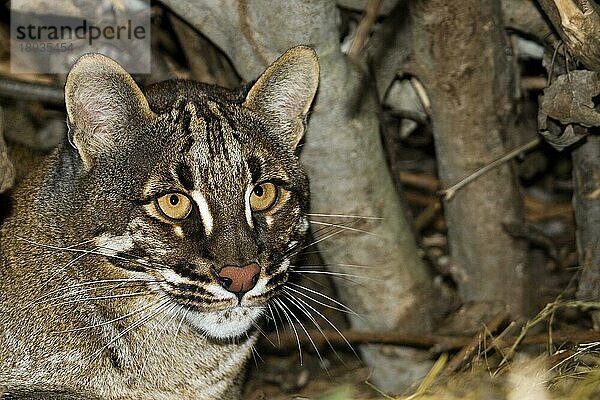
(160, 0), (438, 392)
(408, 0), (530, 315)
(573, 135), (600, 327)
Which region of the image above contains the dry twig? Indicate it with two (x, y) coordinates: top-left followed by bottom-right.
(439, 137), (541, 200)
(347, 0), (384, 58)
(440, 311), (508, 377)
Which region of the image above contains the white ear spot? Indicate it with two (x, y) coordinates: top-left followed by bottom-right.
(191, 190), (214, 235)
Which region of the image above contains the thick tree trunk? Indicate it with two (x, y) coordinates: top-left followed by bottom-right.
(573, 135), (600, 326)
(409, 0), (530, 315)
(0, 118), (15, 193)
(160, 0), (440, 392)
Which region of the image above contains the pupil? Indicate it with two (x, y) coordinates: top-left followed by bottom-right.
(169, 195), (179, 206)
(254, 186), (264, 197)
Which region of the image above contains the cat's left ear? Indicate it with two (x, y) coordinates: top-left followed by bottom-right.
(243, 46), (319, 148)
(65, 53), (154, 168)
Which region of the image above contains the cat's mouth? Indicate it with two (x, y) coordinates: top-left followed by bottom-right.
(184, 305), (266, 339)
(150, 263), (287, 339)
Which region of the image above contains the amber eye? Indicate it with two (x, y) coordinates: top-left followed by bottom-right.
(250, 182), (279, 212)
(156, 193), (192, 220)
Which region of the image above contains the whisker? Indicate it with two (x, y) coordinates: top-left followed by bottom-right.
(35, 278), (162, 303)
(51, 300), (159, 334)
(310, 223), (348, 241)
(37, 281), (152, 305)
(93, 245), (171, 270)
(64, 238), (98, 249)
(290, 270), (364, 286)
(276, 297), (323, 365)
(309, 220), (379, 237)
(266, 303), (281, 346)
(285, 285), (357, 315)
(252, 321), (276, 348)
(282, 290), (335, 368)
(47, 290), (159, 307)
(304, 263), (381, 270)
(284, 288), (359, 360)
(290, 268), (379, 283)
(247, 332), (264, 367)
(174, 303), (192, 339)
(17, 237), (161, 271)
(43, 246), (101, 288)
(307, 213), (382, 220)
(273, 298), (303, 365)
(287, 282), (360, 316)
(294, 226), (354, 253)
(292, 249), (325, 256)
(89, 298), (172, 361)
(140, 302), (183, 375)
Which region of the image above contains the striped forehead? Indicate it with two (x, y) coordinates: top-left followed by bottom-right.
(182, 100), (244, 162)
(166, 100), (252, 234)
(169, 100), (250, 192)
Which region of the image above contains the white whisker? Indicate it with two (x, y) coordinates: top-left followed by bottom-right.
(17, 237), (162, 270)
(266, 303), (281, 346)
(282, 290), (334, 367)
(290, 268), (379, 283)
(307, 213), (382, 220)
(140, 302), (183, 375)
(295, 227), (349, 253)
(252, 321), (276, 348)
(89, 298), (172, 361)
(36, 278), (162, 304)
(247, 333), (263, 367)
(38, 281), (148, 305)
(309, 220), (379, 237)
(51, 300), (159, 334)
(174, 304), (192, 339)
(43, 246), (101, 288)
(276, 297), (323, 365)
(287, 282), (360, 316)
(284, 288), (359, 360)
(323, 263), (381, 270)
(47, 290), (158, 307)
(273, 298), (303, 365)
(285, 285), (356, 315)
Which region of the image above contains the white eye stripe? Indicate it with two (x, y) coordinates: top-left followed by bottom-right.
(245, 185), (254, 228)
(190, 190), (214, 235)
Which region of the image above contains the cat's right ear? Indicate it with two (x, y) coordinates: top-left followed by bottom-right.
(65, 53), (154, 168)
(243, 46), (319, 149)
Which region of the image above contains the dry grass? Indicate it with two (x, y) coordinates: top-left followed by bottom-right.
(308, 301), (600, 400)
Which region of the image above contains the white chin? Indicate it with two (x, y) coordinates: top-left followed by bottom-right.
(186, 306), (264, 339)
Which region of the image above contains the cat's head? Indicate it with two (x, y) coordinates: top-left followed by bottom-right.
(62, 47), (319, 339)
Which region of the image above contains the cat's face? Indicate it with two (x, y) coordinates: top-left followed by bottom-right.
(63, 48), (319, 339)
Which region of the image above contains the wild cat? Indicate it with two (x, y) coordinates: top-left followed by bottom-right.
(0, 46), (319, 399)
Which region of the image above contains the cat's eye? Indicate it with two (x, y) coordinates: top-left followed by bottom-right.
(156, 193), (192, 220)
(250, 182), (279, 212)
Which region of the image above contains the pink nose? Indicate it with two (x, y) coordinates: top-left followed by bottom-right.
(217, 263), (261, 294)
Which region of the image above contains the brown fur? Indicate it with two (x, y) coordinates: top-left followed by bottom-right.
(0, 46), (319, 399)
